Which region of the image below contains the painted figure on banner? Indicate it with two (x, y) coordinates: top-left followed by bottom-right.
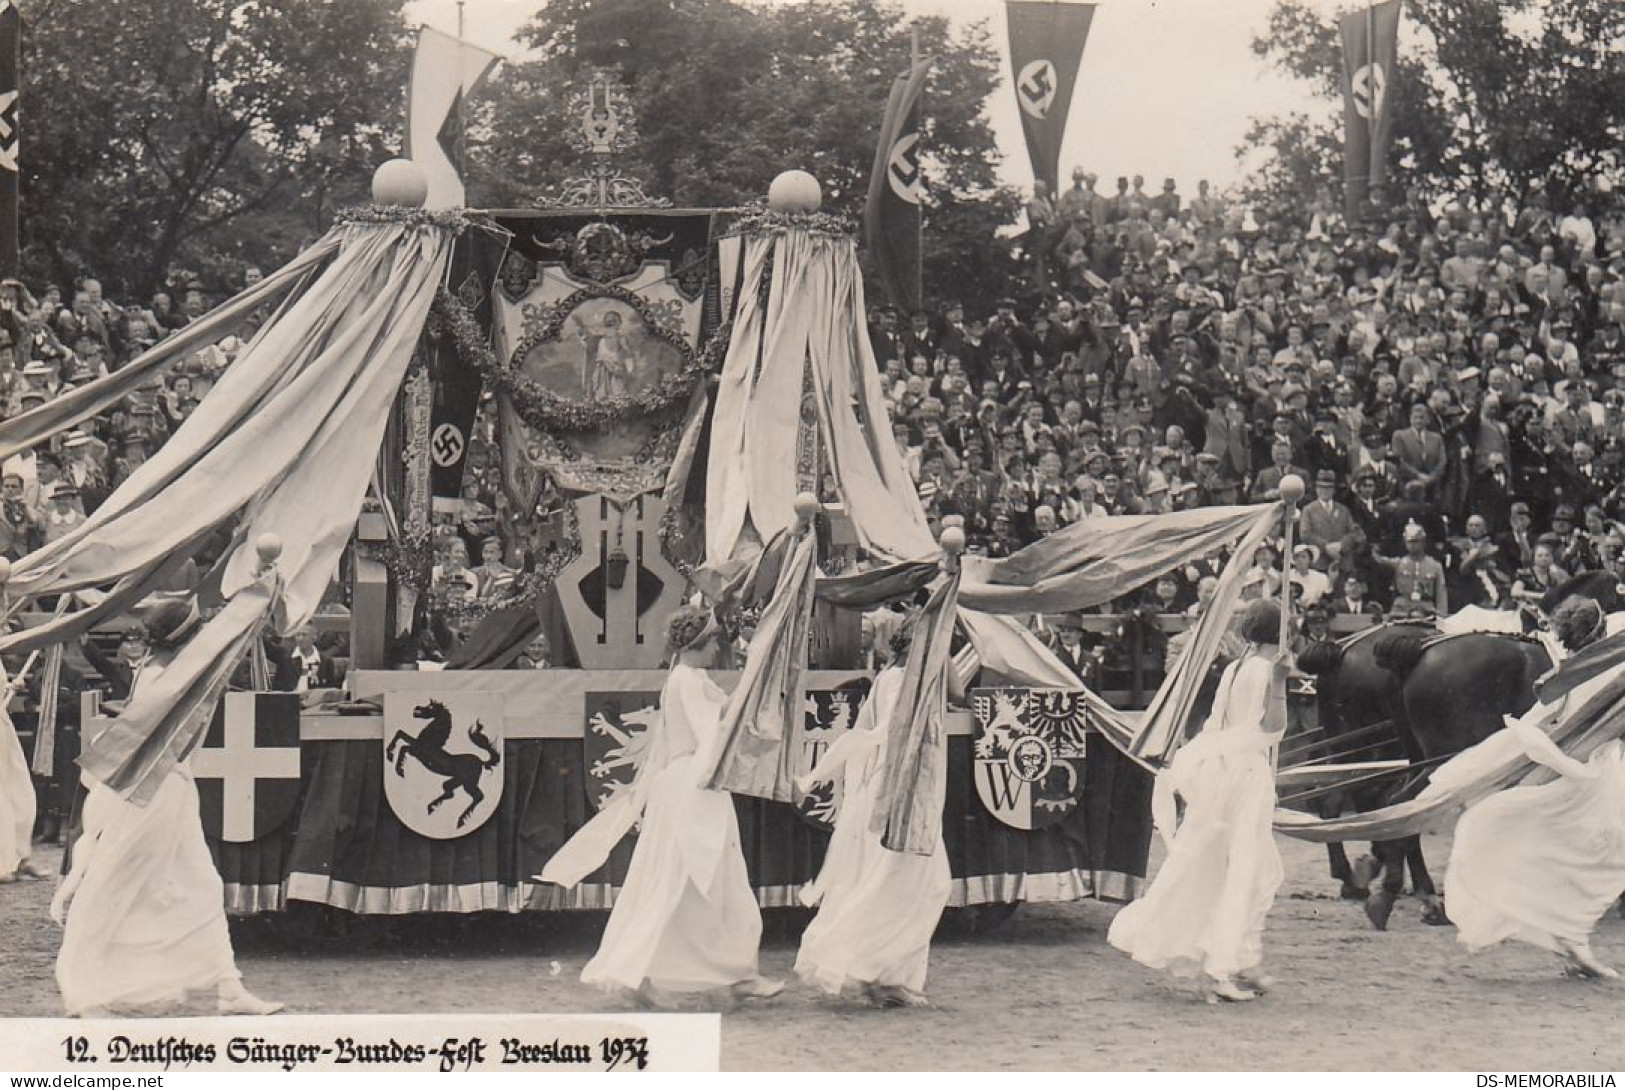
(571, 308), (635, 399)
(971, 687), (1091, 831)
(539, 605), (784, 1007)
(795, 627), (951, 1007)
(383, 692), (505, 838)
(1107, 598), (1290, 1004)
(52, 599), (282, 1017)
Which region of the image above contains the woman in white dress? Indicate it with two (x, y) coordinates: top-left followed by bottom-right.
(0, 660), (41, 883)
(1108, 597), (1291, 1002)
(541, 605), (782, 1007)
(1431, 597), (1625, 979)
(51, 599), (281, 1017)
(794, 628), (952, 1008)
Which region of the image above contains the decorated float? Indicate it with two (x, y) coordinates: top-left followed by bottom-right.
(5, 74), (1306, 920)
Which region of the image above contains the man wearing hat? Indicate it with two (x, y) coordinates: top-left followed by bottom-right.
(1250, 439), (1308, 503)
(1331, 568), (1384, 620)
(77, 620), (153, 704)
(42, 481), (86, 543)
(61, 431), (109, 514)
(1550, 503), (1600, 573)
(1299, 469), (1359, 565)
(869, 304), (904, 368)
(1374, 521), (1448, 618)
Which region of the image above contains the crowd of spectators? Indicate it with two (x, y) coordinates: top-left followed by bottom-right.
(873, 169), (1625, 634)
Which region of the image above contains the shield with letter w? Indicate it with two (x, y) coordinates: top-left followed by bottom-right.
(971, 687), (1091, 831)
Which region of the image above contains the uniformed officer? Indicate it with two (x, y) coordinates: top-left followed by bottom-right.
(1375, 520), (1449, 618)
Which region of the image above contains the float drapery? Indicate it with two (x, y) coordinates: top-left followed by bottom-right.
(705, 228), (936, 564)
(5, 219), (456, 802)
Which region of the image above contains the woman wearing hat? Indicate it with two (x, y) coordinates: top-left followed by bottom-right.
(1108, 599), (1292, 1002)
(53, 599), (282, 1017)
(540, 605), (782, 1007)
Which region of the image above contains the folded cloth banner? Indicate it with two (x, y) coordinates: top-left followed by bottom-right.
(1274, 664), (1625, 844)
(1131, 506), (1282, 765)
(0, 240), (338, 465)
(960, 504), (1273, 614)
(704, 527), (818, 802)
(2, 220), (453, 619)
(17, 218), (454, 801)
(79, 573), (280, 806)
(706, 227), (936, 564)
(873, 567), (960, 855)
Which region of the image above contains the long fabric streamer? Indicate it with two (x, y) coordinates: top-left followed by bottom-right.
(703, 527), (818, 802)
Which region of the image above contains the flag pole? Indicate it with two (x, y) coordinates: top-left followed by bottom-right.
(910, 22), (923, 308)
(456, 0), (468, 208)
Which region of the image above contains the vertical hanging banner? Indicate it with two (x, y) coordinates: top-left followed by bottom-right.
(1340, 0), (1402, 222)
(0, 0), (18, 277)
(863, 58), (931, 312)
(406, 25), (501, 209)
(427, 235), (502, 515)
(1005, 0), (1095, 197)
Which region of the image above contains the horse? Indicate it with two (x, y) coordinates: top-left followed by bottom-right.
(1295, 622), (1434, 903)
(386, 698), (502, 828)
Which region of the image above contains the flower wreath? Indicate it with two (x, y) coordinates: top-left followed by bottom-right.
(435, 288), (729, 436)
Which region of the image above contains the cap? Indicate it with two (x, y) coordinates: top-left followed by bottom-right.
(1511, 500), (1531, 515)
(1402, 521), (1426, 541)
(1554, 504), (1577, 521)
(1316, 468), (1338, 486)
(49, 482), (79, 499)
(21, 361), (50, 377)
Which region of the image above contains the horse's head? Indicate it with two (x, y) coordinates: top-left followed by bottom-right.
(413, 698), (449, 721)
(1542, 569), (1622, 618)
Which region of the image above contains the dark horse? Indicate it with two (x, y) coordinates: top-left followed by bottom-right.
(386, 698), (502, 828)
(1295, 571), (1623, 929)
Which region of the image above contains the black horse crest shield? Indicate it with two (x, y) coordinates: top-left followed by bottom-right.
(383, 692), (505, 838)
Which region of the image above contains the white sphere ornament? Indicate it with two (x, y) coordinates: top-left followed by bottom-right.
(371, 158), (429, 208)
(939, 526), (967, 556)
(793, 492), (822, 523)
(1278, 474), (1307, 505)
(767, 170), (822, 214)
(255, 533), (284, 565)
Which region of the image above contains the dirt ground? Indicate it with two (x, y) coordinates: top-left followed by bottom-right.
(2, 833), (1623, 1072)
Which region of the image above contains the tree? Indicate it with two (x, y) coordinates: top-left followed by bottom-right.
(471, 0), (1021, 306)
(1245, 0), (1625, 212)
(21, 0), (411, 299)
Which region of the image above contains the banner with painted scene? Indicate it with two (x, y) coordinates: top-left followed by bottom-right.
(487, 211), (719, 506)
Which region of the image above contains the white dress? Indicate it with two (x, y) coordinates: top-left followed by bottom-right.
(1433, 666), (1625, 955)
(1108, 651), (1285, 980)
(0, 671), (34, 879)
(541, 663), (761, 993)
(794, 666), (952, 996)
(52, 763), (241, 1014)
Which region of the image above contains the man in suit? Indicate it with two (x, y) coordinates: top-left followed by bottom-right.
(1467, 451), (1516, 533)
(1047, 612), (1098, 684)
(1299, 469), (1360, 568)
(1391, 402), (1448, 500)
(1249, 439), (1309, 502)
(76, 621), (151, 704)
(1498, 500), (1539, 572)
(1331, 568), (1384, 620)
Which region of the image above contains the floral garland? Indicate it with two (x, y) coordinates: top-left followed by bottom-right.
(723, 207), (856, 239)
(384, 530), (436, 592)
(436, 288), (727, 436)
(336, 205), (494, 235)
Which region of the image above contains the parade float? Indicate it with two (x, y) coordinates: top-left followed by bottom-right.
(2, 75), (1308, 920)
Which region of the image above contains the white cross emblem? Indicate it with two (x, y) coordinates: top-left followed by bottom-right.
(191, 692), (299, 843)
(887, 132), (922, 205)
(1017, 59), (1058, 120)
(1352, 62), (1385, 120)
(431, 423), (465, 467)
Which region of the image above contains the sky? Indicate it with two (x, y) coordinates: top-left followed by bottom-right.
(406, 0), (1341, 198)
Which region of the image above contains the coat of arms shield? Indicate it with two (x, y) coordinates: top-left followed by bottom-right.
(583, 690), (662, 811)
(796, 685), (867, 831)
(383, 692), (505, 839)
(971, 687), (1092, 831)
